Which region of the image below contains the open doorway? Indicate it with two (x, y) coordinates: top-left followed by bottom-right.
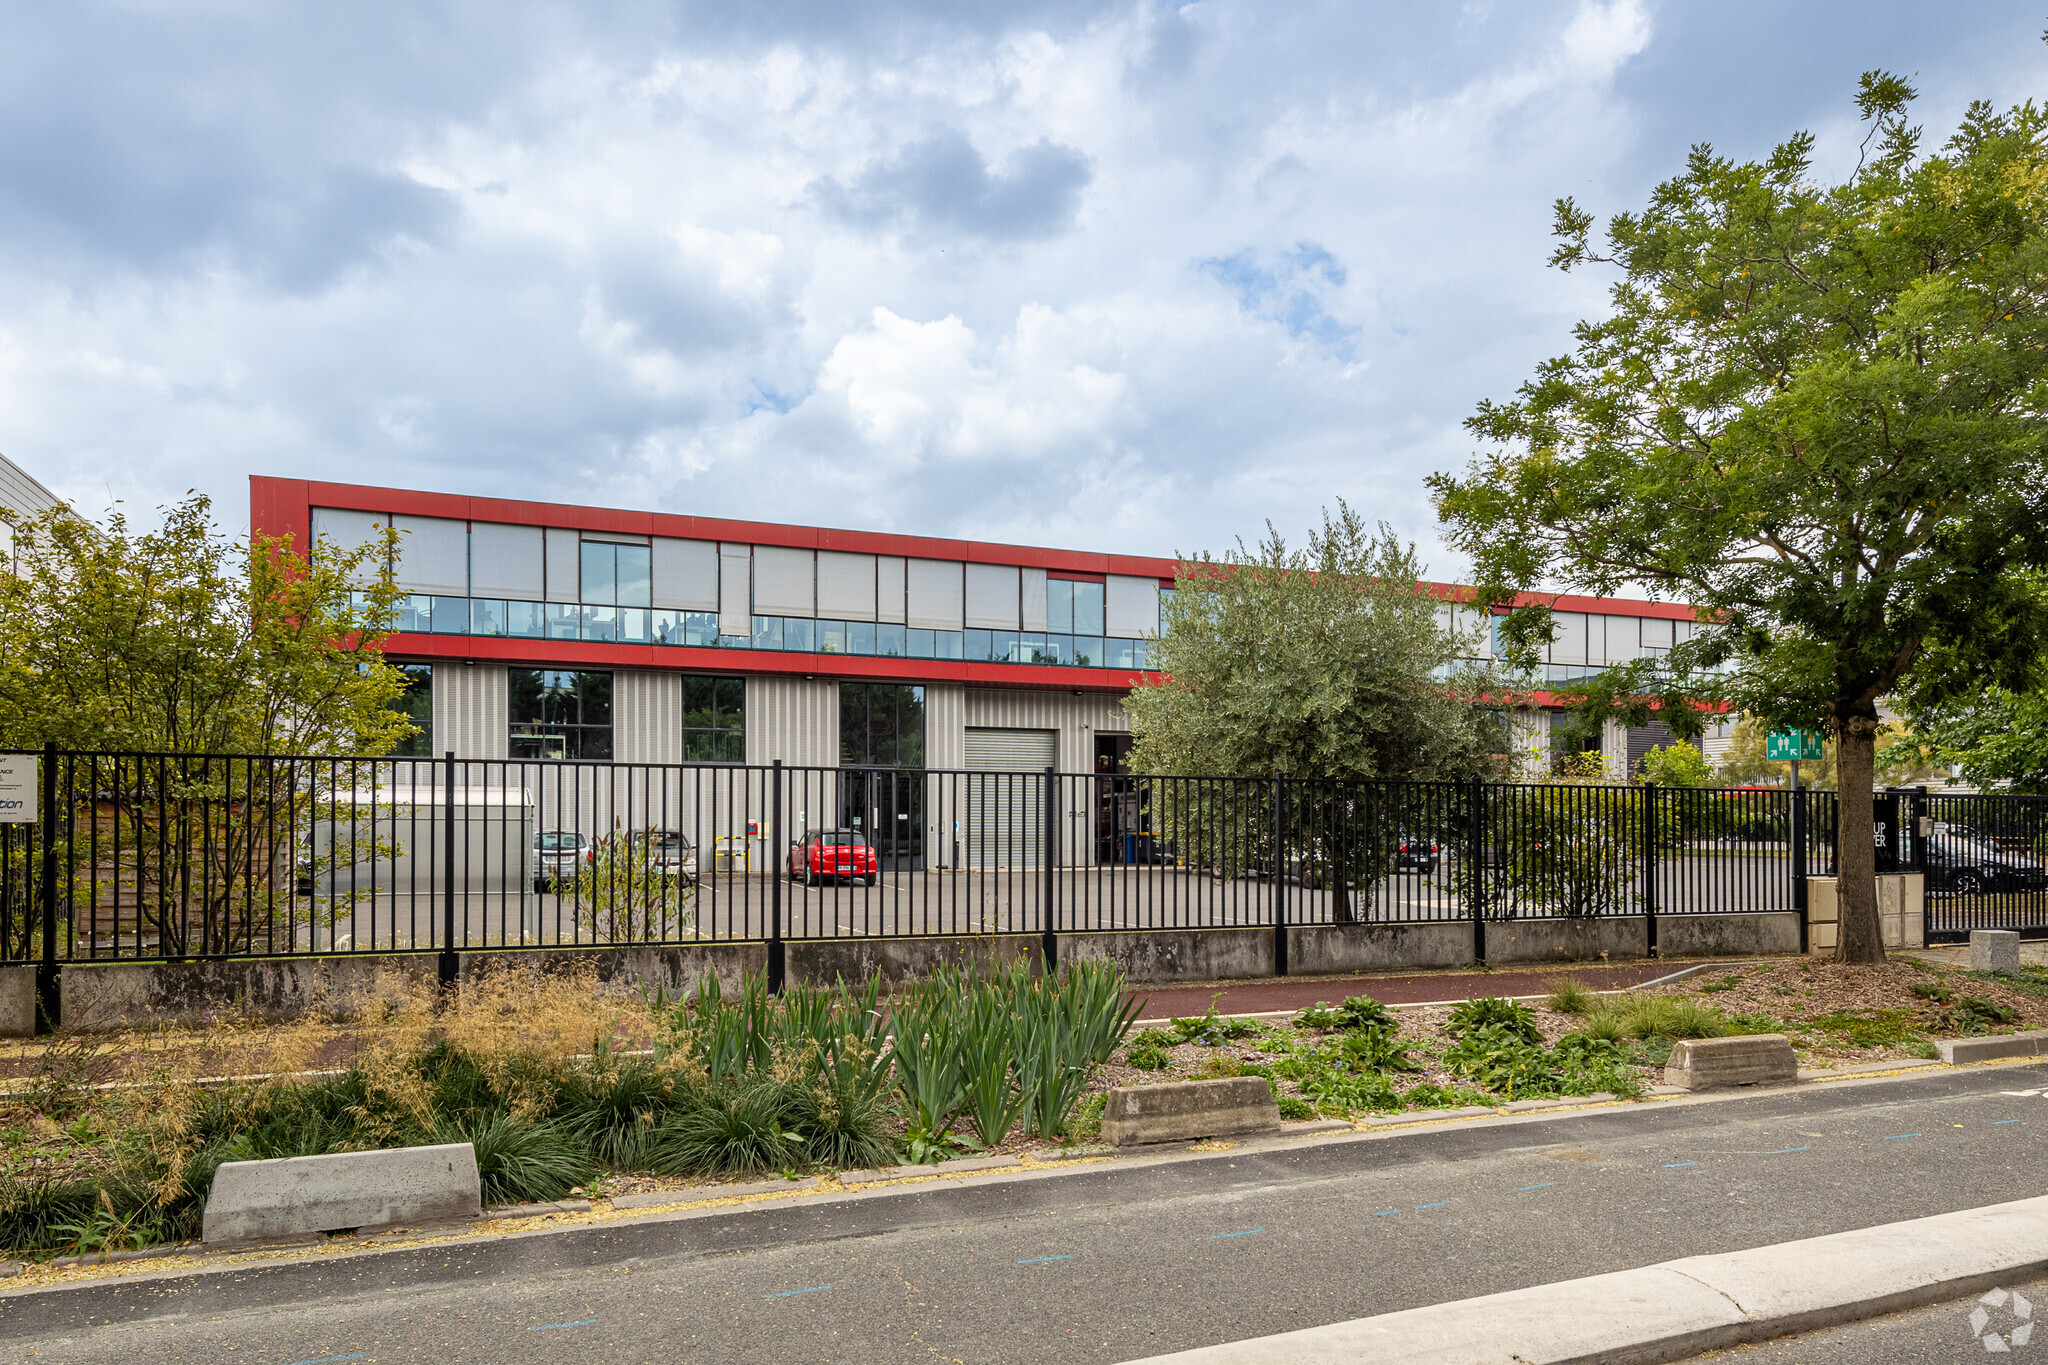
(1094, 734), (1144, 863)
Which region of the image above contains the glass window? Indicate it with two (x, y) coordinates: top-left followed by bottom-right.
(994, 629), (1021, 663)
(965, 628), (993, 661)
(619, 608), (651, 643)
(653, 609), (684, 645)
(783, 617), (816, 652)
(1044, 634), (1072, 666)
(616, 546), (651, 607)
(683, 675), (746, 763)
(1104, 637), (1137, 670)
(471, 600), (507, 637)
(398, 595), (433, 634)
(1132, 638), (1152, 670)
(389, 663), (433, 757)
(935, 630), (964, 660)
(849, 621), (877, 655)
(686, 612), (718, 646)
(878, 623), (905, 658)
(580, 542), (616, 606)
(907, 628), (936, 659)
(581, 605), (619, 642)
(1074, 582), (1105, 636)
(1019, 632), (1048, 664)
(1156, 586), (1175, 635)
(751, 615), (783, 650)
(546, 603), (580, 640)
(1073, 635), (1103, 667)
(840, 683), (925, 768)
(508, 668), (613, 760)
(508, 601), (545, 639)
(431, 597), (469, 634)
(1047, 579), (1074, 634)
(818, 620), (847, 653)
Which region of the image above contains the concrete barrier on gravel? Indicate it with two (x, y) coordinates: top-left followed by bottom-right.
(1663, 1034), (1797, 1091)
(202, 1142), (481, 1243)
(1101, 1077), (1281, 1147)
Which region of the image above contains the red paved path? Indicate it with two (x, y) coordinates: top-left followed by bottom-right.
(1129, 961), (1686, 1020)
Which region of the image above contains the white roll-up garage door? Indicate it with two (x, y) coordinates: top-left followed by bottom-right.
(964, 728), (1055, 868)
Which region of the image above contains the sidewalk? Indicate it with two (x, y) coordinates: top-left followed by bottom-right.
(1130, 959), (1696, 1020)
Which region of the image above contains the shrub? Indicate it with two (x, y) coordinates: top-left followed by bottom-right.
(1125, 1044), (1173, 1071)
(1276, 1095), (1317, 1121)
(1335, 996), (1396, 1031)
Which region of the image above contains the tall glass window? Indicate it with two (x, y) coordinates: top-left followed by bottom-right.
(579, 542), (652, 607)
(509, 669), (613, 760)
(840, 683), (925, 767)
(683, 676), (746, 763)
(389, 664), (433, 757)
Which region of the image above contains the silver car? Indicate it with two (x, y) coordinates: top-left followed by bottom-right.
(532, 829), (590, 892)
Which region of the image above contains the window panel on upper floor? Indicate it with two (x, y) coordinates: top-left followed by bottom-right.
(390, 516), (469, 597)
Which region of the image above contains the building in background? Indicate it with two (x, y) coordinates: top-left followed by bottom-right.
(249, 477), (1707, 787)
(0, 452), (64, 564)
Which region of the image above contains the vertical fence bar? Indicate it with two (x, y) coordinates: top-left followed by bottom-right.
(769, 760), (785, 993)
(439, 750), (458, 990)
(1270, 774), (1288, 977)
(1642, 783), (1659, 958)
(1792, 787), (1809, 955)
(35, 740), (59, 1033)
(1042, 766), (1059, 972)
(1468, 778), (1487, 964)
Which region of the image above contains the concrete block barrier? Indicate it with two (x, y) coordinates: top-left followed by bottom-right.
(1119, 1193), (2048, 1363)
(1663, 1034), (1797, 1091)
(201, 1142), (481, 1244)
(1101, 1077), (1280, 1147)
(1937, 1028), (2048, 1065)
(1973, 930), (2022, 974)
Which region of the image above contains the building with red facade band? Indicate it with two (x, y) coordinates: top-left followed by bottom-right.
(249, 477), (1716, 874)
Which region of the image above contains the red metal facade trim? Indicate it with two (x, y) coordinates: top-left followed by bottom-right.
(252, 476), (1698, 622)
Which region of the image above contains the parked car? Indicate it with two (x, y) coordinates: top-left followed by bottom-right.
(1393, 833), (1441, 874)
(533, 829), (590, 892)
(788, 829), (879, 886)
(1925, 830), (2047, 898)
(644, 829), (698, 885)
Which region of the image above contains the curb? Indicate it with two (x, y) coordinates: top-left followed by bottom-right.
(1118, 1194), (2048, 1364)
(1, 1053), (2038, 1300)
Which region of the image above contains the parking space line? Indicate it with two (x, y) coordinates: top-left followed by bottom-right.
(1995, 1119), (2022, 1125)
(1662, 1162), (1698, 1168)
(1018, 1255), (1072, 1264)
(1210, 1228), (1263, 1239)
(765, 1285), (833, 1298)
(1517, 1182), (1556, 1191)
(1882, 1133), (1922, 1140)
(1370, 1208), (1398, 1216)
(287, 1356), (366, 1365)
(531, 1321), (597, 1331)
(1412, 1202), (1447, 1209)
(1769, 1146), (1809, 1154)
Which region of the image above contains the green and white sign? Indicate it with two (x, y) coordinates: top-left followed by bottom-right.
(0, 755), (35, 824)
(1765, 729), (1825, 762)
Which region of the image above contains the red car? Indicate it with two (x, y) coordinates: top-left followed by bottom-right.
(788, 829), (880, 886)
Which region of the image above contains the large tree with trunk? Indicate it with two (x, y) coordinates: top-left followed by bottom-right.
(1430, 75), (2048, 963)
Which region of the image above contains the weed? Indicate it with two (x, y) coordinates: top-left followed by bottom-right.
(1912, 980), (1953, 1004)
(1446, 997), (1541, 1043)
(1064, 1094), (1107, 1143)
(1170, 997), (1258, 1045)
(1275, 1095), (1317, 1121)
(1197, 1056), (1245, 1079)
(1698, 975), (1744, 995)
(1546, 979), (1597, 1015)
(1334, 996), (1397, 1031)
(1399, 1082), (1499, 1110)
(1806, 1009), (1921, 1050)
(1125, 1044), (1173, 1071)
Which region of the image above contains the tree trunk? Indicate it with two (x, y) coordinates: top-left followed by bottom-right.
(1833, 713), (1885, 965)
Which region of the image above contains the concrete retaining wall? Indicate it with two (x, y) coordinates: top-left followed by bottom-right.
(7, 907), (1807, 1035)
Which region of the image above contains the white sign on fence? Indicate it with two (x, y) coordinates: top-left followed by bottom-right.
(0, 755), (37, 824)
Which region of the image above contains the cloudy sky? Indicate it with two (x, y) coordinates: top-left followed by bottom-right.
(2, 1), (2042, 574)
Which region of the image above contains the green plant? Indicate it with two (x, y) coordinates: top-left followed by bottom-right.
(1911, 979), (1954, 1003)
(1170, 997), (1258, 1045)
(1197, 1056), (1245, 1079)
(1698, 975), (1744, 995)
(1276, 1095), (1317, 1121)
(1064, 1094), (1107, 1144)
(446, 1112), (597, 1206)
(1334, 996), (1396, 1031)
(1546, 979), (1597, 1015)
(1293, 1002), (1343, 1029)
(1125, 1044), (1172, 1071)
(1806, 1009), (1921, 1049)
(1400, 1082), (1501, 1110)
(1334, 1025), (1417, 1074)
(1446, 997), (1542, 1044)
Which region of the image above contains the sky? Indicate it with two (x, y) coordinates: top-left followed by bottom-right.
(1, 1), (2043, 576)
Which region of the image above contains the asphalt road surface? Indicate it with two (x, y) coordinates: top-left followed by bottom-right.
(12, 1065), (2048, 1365)
(1676, 1274), (2048, 1361)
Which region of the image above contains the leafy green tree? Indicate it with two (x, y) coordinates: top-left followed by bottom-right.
(0, 495), (415, 956)
(1912, 687), (2048, 793)
(1124, 504), (1505, 920)
(1431, 76), (2048, 963)
(0, 495), (413, 755)
(1639, 743), (1712, 788)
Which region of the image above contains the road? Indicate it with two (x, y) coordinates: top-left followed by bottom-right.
(11, 1064), (2048, 1364)
(1676, 1274), (2048, 1361)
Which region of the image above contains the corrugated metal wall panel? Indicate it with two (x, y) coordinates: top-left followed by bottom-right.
(614, 670), (682, 763)
(471, 522), (544, 599)
(817, 551), (877, 620)
(924, 684), (965, 769)
(652, 538), (719, 610)
(391, 515), (469, 596)
(906, 558), (964, 629)
(876, 556), (907, 624)
(435, 663), (510, 759)
(965, 563), (1020, 629)
(0, 452), (61, 518)
(963, 728), (1055, 868)
(961, 688), (1128, 775)
(719, 544), (751, 635)
(745, 676), (839, 767)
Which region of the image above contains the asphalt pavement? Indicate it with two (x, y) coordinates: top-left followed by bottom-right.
(1676, 1273), (2048, 1361)
(12, 1064), (2048, 1364)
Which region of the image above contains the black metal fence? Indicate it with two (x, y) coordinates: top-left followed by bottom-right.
(3, 745), (1871, 983)
(1921, 790), (2048, 942)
